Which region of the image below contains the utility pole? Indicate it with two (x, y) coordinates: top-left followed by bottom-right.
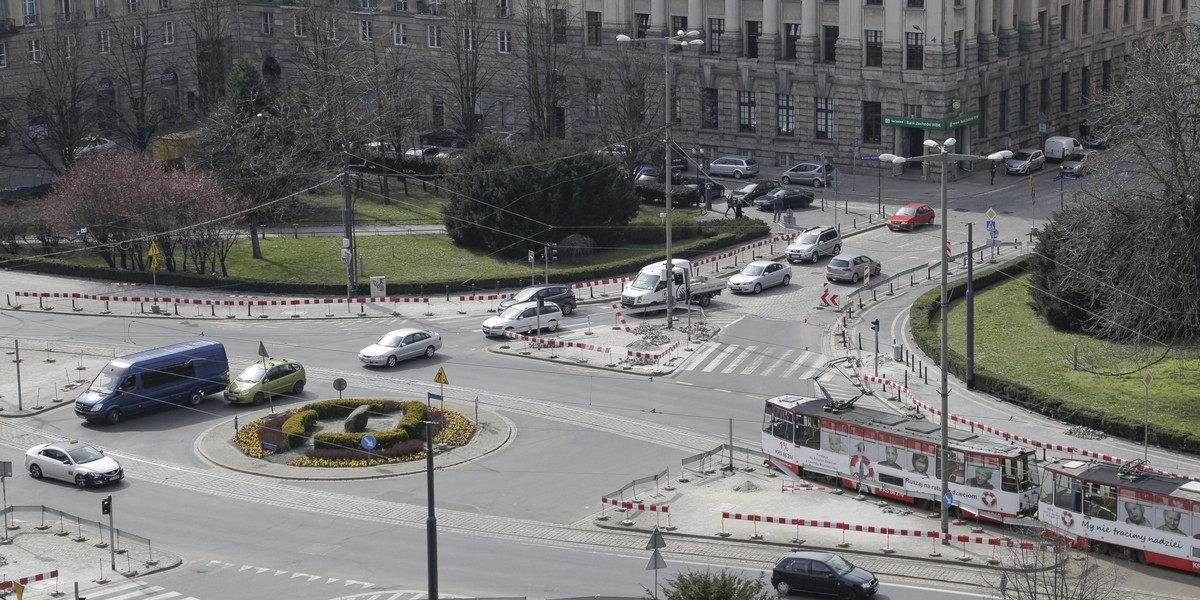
(341, 152), (356, 299)
(966, 223), (975, 390)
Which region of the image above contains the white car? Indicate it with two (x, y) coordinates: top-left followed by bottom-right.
(25, 440), (123, 488)
(728, 261), (792, 294)
(482, 301), (562, 336)
(359, 328), (442, 367)
(74, 136), (115, 157)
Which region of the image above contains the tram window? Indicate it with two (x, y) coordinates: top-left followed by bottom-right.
(1053, 474), (1081, 512)
(878, 472), (904, 487)
(795, 417), (821, 450)
(1039, 471), (1055, 504)
(1083, 482), (1117, 521)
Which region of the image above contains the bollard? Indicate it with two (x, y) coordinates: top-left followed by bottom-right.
(923, 366), (928, 385)
(716, 515), (731, 538)
(457, 299), (465, 315)
(445, 284), (450, 301)
(836, 529), (850, 548)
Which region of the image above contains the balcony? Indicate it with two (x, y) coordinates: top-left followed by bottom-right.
(0, 19), (17, 36)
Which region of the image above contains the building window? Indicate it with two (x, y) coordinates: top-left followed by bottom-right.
(862, 101), (881, 144)
(1082, 0), (1092, 34)
(94, 0), (108, 17)
(158, 0), (168, 9)
(0, 43), (6, 69)
(1103, 0), (1112, 29)
(294, 16), (306, 37)
(462, 27), (475, 50)
(359, 0), (376, 8)
(585, 79), (601, 118)
(1040, 78), (1050, 114)
(954, 30), (963, 67)
(1038, 11), (1047, 45)
(905, 32), (924, 70)
(98, 29), (111, 53)
(586, 11), (602, 46)
(907, 0), (924, 6)
(360, 20), (373, 42)
(1082, 66), (1091, 102)
(1060, 5), (1070, 40)
(865, 30), (882, 67)
(866, 0), (882, 4)
(1019, 83), (1029, 125)
(672, 86), (682, 124)
(815, 97), (832, 140)
(636, 13), (650, 39)
(777, 95), (794, 136)
(1060, 73), (1070, 112)
(495, 0), (509, 17)
(1144, 0), (1152, 19)
(784, 23), (800, 60)
(551, 9), (566, 43)
(709, 19), (724, 53)
(127, 0), (136, 13)
(22, 0), (38, 26)
(822, 26), (838, 62)
(65, 34), (76, 58)
(998, 90), (1008, 131)
(132, 25), (144, 47)
(737, 91), (756, 132)
(746, 21), (761, 59)
(261, 12), (273, 35)
(701, 88), (718, 129)
(393, 23), (406, 45)
(1164, 0), (1172, 14)
(428, 25), (441, 48)
(497, 30), (511, 53)
(164, 21), (174, 45)
(432, 96), (444, 127)
(500, 100), (514, 127)
(1125, 0), (1133, 24)
(672, 16), (687, 33)
(29, 38), (42, 63)
(977, 94), (988, 136)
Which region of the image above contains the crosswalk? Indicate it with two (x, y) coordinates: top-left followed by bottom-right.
(679, 342), (862, 396)
(76, 581), (197, 600)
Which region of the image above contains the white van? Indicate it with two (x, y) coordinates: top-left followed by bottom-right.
(1044, 136), (1082, 162)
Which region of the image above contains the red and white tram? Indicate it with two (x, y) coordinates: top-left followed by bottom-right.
(1040, 459), (1200, 574)
(762, 394), (1039, 521)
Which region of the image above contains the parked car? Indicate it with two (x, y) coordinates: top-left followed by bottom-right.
(75, 136), (116, 157)
(651, 147), (688, 172)
(754, 187), (815, 211)
(482, 301), (562, 336)
(727, 261), (792, 294)
(1005, 148), (1045, 174)
(434, 149), (464, 160)
(1043, 135), (1082, 162)
(498, 285), (577, 315)
(706, 155), (759, 179)
(727, 180), (779, 206)
(419, 128), (468, 147)
(403, 145), (439, 158)
(770, 550), (879, 598)
(634, 166), (682, 184)
(359, 328), (443, 367)
(781, 162), (836, 187)
(224, 358), (307, 405)
(785, 226), (841, 264)
(25, 440), (124, 488)
(826, 254), (882, 284)
(887, 203), (935, 231)
(1059, 150), (1094, 176)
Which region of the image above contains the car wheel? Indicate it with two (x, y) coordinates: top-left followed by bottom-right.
(781, 176), (792, 184)
(292, 380), (305, 395)
(833, 244), (842, 255)
(104, 409), (122, 425)
(814, 179), (824, 188)
(809, 252), (820, 264)
(188, 390), (204, 406)
(781, 275), (791, 287)
(29, 464), (43, 479)
(753, 283), (762, 294)
(874, 265), (883, 275)
(929, 216), (934, 226)
(775, 581), (790, 595)
(386, 355), (398, 368)
(424, 346), (436, 358)
(698, 294), (712, 307)
(560, 304), (573, 316)
(852, 272), (861, 283)
(546, 320), (559, 332)
(252, 393), (265, 406)
(75, 474), (89, 488)
(733, 171), (744, 179)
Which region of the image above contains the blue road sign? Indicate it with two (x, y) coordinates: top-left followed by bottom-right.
(361, 435), (378, 450)
(943, 491), (954, 509)
(1119, 167), (1133, 180)
(852, 137), (860, 150)
(985, 219), (997, 231)
(860, 154), (879, 161)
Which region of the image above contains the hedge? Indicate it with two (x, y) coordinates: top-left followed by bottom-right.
(304, 399), (428, 451)
(909, 255), (1200, 454)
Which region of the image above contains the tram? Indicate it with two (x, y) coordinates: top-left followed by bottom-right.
(761, 394), (1040, 520)
(1039, 458), (1200, 574)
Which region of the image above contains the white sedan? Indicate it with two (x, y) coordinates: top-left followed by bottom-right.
(25, 440), (124, 488)
(727, 261), (792, 294)
(359, 328), (443, 367)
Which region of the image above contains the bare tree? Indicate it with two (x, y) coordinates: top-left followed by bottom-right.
(183, 0), (234, 116)
(602, 46), (668, 174)
(982, 533), (1119, 600)
(517, 0), (580, 140)
(101, 10), (170, 152)
(430, 0), (501, 141)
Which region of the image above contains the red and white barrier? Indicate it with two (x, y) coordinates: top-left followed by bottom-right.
(458, 293), (511, 302)
(13, 291), (429, 307)
(502, 330), (614, 355)
(611, 303), (632, 332)
(602, 497), (670, 513)
(0, 569), (59, 590)
(819, 282), (840, 307)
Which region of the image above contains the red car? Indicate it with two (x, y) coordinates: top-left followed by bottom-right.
(887, 203), (935, 231)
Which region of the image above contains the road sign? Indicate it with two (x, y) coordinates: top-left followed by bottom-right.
(943, 491), (954, 509)
(148, 241), (161, 256)
(257, 341), (269, 358)
(149, 256), (160, 270)
(646, 528), (667, 550)
(360, 435), (378, 450)
(852, 137), (860, 150)
(434, 367), (449, 385)
(1143, 371), (1153, 389)
(985, 220), (997, 231)
(645, 548), (666, 571)
(1054, 174), (1077, 181)
(527, 250), (535, 263)
(860, 154), (879, 161)
(986, 208), (997, 220)
(332, 378), (347, 391)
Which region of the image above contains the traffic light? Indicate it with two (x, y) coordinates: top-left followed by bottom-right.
(101, 495), (112, 515)
(548, 243), (558, 262)
(870, 319), (880, 332)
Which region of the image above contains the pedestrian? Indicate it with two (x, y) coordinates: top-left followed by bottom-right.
(734, 201), (744, 219)
(772, 193), (783, 222)
(989, 161), (997, 185)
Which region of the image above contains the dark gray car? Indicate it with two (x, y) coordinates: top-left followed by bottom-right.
(498, 285), (577, 315)
(771, 550), (878, 598)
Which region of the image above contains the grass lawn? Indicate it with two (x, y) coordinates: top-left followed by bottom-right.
(292, 178), (448, 227)
(944, 272), (1200, 433)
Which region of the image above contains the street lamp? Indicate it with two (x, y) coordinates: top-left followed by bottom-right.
(618, 29), (703, 329)
(878, 140), (1011, 539)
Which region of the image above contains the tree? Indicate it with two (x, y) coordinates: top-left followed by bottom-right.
(431, 0), (504, 141)
(441, 137), (637, 257)
(184, 0), (234, 117)
(602, 46), (670, 175)
(982, 533), (1119, 600)
(1033, 30), (1200, 345)
(518, 0), (580, 140)
(100, 10), (171, 152)
(648, 569), (775, 600)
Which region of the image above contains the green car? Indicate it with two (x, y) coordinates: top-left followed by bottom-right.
(224, 358), (306, 405)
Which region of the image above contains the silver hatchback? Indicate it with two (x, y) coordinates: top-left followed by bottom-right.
(826, 254), (882, 284)
(1005, 148), (1046, 175)
(706, 155), (760, 179)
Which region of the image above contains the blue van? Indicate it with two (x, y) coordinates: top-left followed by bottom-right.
(75, 340), (229, 425)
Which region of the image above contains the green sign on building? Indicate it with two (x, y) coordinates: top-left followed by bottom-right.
(883, 112), (981, 131)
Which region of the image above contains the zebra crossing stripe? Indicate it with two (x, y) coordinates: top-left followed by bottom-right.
(683, 343), (721, 371)
(740, 347), (769, 375)
(758, 349), (794, 377)
(721, 345), (756, 374)
(798, 367), (818, 381)
(781, 351), (812, 378)
(701, 344), (739, 373)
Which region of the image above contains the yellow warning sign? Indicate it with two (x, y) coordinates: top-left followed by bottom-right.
(150, 256), (160, 270)
(148, 241), (161, 256)
(434, 367), (449, 385)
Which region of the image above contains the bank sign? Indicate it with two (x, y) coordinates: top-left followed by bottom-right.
(883, 112), (981, 131)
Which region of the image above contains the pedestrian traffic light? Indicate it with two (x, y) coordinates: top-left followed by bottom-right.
(548, 243), (558, 262)
(101, 495), (112, 515)
(870, 319), (880, 332)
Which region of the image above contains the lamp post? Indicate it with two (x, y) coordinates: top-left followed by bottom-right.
(879, 140), (1011, 539)
(618, 29), (703, 329)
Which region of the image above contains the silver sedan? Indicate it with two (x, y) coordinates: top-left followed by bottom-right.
(728, 261), (792, 294)
(359, 328), (442, 367)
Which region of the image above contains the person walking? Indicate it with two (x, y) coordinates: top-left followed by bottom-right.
(989, 161), (997, 185)
(772, 192), (783, 222)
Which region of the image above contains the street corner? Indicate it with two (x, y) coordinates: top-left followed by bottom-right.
(0, 342), (112, 417)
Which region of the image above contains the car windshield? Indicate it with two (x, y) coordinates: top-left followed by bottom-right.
(897, 207), (917, 216)
(500, 306), (527, 319)
(741, 265), (766, 276)
(88, 365), (128, 394)
(377, 333), (405, 347)
(513, 288), (538, 301)
(797, 233), (819, 244)
(735, 183), (756, 193)
(830, 259), (850, 267)
(630, 271), (660, 291)
(66, 445), (105, 465)
(235, 365), (267, 383)
(1013, 151), (1032, 161)
(1065, 153), (1087, 161)
(825, 554), (854, 575)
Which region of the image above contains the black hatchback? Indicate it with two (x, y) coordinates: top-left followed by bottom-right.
(771, 550), (878, 599)
(497, 285), (577, 315)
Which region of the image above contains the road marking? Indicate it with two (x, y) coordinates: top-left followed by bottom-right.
(798, 367), (818, 381)
(721, 345), (757, 374)
(700, 344), (739, 373)
(740, 347), (769, 375)
(682, 343), (720, 371)
(781, 351), (812, 378)
(758, 349), (793, 377)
